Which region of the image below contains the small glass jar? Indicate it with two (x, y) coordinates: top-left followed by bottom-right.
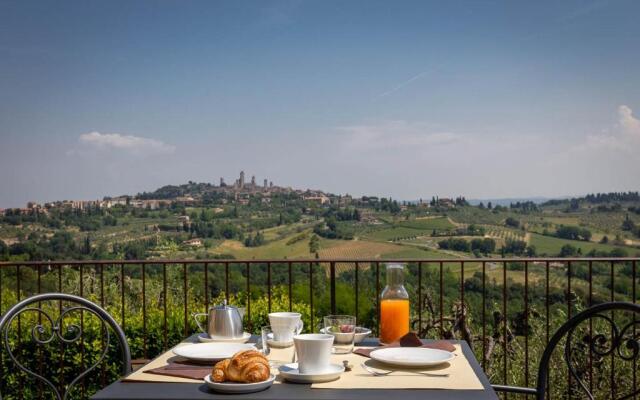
(379, 263), (410, 344)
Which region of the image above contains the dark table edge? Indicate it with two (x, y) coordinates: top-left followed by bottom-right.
(92, 336), (498, 400)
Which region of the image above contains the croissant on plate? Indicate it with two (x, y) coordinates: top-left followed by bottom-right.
(212, 350), (270, 383)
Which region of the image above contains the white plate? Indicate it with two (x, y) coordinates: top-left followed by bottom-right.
(370, 347), (455, 367)
(172, 343), (255, 363)
(197, 332), (252, 343)
(204, 373), (275, 393)
(278, 363), (344, 383)
(320, 327), (371, 344)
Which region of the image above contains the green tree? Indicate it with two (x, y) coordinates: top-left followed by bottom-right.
(309, 234), (320, 254)
(559, 244), (578, 257)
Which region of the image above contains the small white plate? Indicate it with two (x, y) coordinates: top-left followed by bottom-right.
(278, 363), (344, 383)
(204, 373), (275, 393)
(172, 343), (255, 363)
(370, 347), (455, 368)
(197, 332), (252, 343)
(320, 327), (372, 344)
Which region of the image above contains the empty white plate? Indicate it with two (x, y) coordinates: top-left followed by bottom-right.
(172, 342), (255, 363)
(278, 363), (344, 383)
(369, 347), (455, 368)
(197, 332), (252, 343)
(204, 373), (275, 393)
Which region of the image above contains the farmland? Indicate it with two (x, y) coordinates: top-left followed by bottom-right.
(528, 232), (629, 255)
(1, 188), (639, 400)
(2, 188), (639, 264)
(360, 217), (454, 241)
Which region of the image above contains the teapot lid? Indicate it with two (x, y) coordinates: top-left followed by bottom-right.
(211, 299), (237, 310)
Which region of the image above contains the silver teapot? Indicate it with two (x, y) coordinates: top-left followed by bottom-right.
(193, 300), (244, 339)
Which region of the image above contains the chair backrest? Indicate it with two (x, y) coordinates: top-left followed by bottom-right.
(535, 301), (640, 400)
(0, 293), (132, 400)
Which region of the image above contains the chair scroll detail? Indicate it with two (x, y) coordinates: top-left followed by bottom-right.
(0, 293), (132, 400)
(493, 301), (640, 400)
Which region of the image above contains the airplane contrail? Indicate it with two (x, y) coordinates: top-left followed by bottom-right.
(373, 68), (433, 100)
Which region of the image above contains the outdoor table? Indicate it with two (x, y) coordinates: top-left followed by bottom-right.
(92, 335), (498, 400)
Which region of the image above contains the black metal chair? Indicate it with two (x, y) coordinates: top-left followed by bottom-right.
(493, 301), (640, 399)
(0, 293), (132, 400)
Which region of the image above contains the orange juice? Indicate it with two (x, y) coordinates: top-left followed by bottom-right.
(380, 298), (410, 344)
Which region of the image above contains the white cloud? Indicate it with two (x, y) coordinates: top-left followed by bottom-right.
(579, 105), (640, 152)
(337, 120), (462, 150)
(78, 131), (175, 155)
(619, 105), (640, 138)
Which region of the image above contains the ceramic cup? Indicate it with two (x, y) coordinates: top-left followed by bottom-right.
(268, 312), (304, 343)
(293, 333), (334, 374)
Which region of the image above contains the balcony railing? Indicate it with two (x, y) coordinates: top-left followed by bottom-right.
(0, 257), (637, 398)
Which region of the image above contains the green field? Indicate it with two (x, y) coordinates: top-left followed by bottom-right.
(396, 217), (454, 230)
(528, 233), (632, 255)
(361, 217), (454, 241)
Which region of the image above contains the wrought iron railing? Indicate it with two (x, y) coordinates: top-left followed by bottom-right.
(0, 257), (637, 399)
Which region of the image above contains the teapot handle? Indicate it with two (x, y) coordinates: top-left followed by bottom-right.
(193, 313), (208, 334)
(295, 319), (304, 335)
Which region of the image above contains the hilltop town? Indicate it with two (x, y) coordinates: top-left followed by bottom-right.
(1, 170), (466, 217)
(0, 171), (340, 214)
(1, 173), (638, 263)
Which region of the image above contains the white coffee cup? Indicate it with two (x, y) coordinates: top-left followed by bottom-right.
(268, 312), (304, 343)
(294, 333), (334, 374)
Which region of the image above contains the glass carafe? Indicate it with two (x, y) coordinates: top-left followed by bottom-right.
(380, 263), (410, 344)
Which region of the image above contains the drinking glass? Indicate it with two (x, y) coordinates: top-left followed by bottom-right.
(260, 325), (292, 367)
(259, 325), (273, 356)
(323, 315), (356, 354)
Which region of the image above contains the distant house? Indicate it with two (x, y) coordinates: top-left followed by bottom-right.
(303, 194), (330, 205)
(338, 195), (353, 206)
(182, 238), (203, 247)
(178, 215), (190, 223)
(438, 198), (456, 208)
(175, 196), (196, 204)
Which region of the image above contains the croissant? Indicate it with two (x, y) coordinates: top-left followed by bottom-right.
(212, 350), (270, 383)
(212, 359), (230, 382)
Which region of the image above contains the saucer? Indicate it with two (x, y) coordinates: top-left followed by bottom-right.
(204, 373), (275, 393)
(266, 338), (294, 348)
(265, 333), (294, 348)
(278, 363), (344, 383)
(197, 332), (252, 343)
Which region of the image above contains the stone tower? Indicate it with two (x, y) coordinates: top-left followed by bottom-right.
(239, 171), (245, 188)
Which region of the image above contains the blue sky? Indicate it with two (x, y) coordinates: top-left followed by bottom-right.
(1, 0), (639, 207)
